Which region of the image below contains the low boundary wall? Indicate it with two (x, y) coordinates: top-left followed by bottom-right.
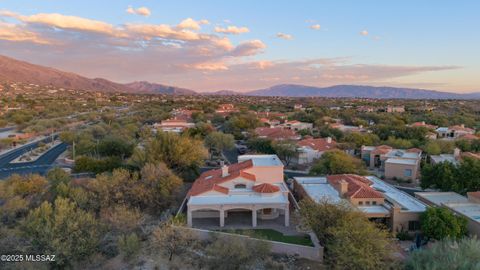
(175, 226), (323, 262)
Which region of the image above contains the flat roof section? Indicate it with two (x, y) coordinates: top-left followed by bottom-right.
(294, 177), (342, 203)
(415, 192), (469, 206)
(385, 158), (418, 165)
(238, 154), (284, 167)
(367, 176), (426, 212)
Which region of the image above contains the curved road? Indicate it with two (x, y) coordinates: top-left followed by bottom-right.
(0, 140), (68, 179)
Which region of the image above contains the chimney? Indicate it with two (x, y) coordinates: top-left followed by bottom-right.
(454, 148), (461, 160)
(326, 137), (332, 144)
(221, 164), (229, 177)
(359, 125), (363, 129)
(421, 121), (425, 125)
(338, 179), (348, 197)
(461, 124), (465, 128)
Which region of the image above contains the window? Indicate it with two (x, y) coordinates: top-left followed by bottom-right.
(358, 201), (363, 205)
(404, 169), (412, 177)
(366, 201), (371, 205)
(372, 201), (377, 205)
(408, 221), (420, 231)
(263, 208), (272, 215)
(234, 184), (246, 189)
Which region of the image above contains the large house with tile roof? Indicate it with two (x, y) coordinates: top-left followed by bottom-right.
(294, 174), (427, 232)
(255, 127), (301, 141)
(186, 155), (290, 228)
(361, 145), (422, 181)
(293, 137), (337, 164)
(436, 124), (475, 140)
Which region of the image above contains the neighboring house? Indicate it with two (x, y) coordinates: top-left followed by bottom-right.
(357, 106), (375, 112)
(385, 105), (405, 113)
(409, 121), (438, 130)
(294, 104), (304, 110)
(436, 124), (475, 140)
(255, 127), (301, 141)
(186, 155), (290, 228)
(415, 192), (480, 238)
(153, 118), (195, 133)
(430, 148), (480, 165)
(259, 118), (280, 127)
(215, 104), (238, 116)
(329, 123), (366, 133)
(361, 145), (422, 181)
(280, 120), (313, 131)
(294, 174), (426, 232)
(294, 137), (337, 165)
(255, 111), (288, 120)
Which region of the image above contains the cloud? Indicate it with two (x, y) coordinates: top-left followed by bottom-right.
(126, 6), (151, 17)
(310, 24), (321, 30)
(360, 30), (369, 36)
(0, 10), (461, 93)
(185, 62), (229, 71)
(0, 22), (51, 44)
(0, 11), (121, 36)
(276, 32), (293, 40)
(231, 40), (266, 56)
(214, 26), (250, 35)
(176, 18), (209, 30)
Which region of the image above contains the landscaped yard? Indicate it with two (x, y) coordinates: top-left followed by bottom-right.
(219, 229), (314, 246)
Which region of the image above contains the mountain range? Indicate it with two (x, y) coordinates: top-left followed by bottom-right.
(1, 54), (479, 99)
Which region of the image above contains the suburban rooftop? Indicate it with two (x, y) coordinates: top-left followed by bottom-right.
(238, 154), (284, 167)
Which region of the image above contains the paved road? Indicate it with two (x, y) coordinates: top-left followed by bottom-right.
(0, 126), (16, 133)
(0, 141), (67, 179)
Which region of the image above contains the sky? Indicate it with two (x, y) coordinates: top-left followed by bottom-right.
(0, 0), (479, 93)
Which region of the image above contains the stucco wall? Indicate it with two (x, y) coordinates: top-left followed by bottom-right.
(175, 226), (324, 262)
(245, 166), (284, 184)
(385, 162), (419, 181)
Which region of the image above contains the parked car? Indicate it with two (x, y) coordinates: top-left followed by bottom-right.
(236, 145), (248, 154)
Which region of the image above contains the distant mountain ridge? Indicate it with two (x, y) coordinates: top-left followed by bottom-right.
(125, 81), (197, 95)
(0, 54), (195, 95)
(1, 54), (479, 99)
(246, 84), (480, 99)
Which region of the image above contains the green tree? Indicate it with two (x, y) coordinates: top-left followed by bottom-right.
(420, 207), (467, 240)
(310, 150), (366, 175)
(247, 138), (275, 154)
(117, 233), (141, 260)
(406, 237), (480, 270)
(204, 131), (235, 153)
(420, 162), (458, 191)
(152, 218), (197, 261)
(342, 133), (380, 148)
(299, 199), (394, 269)
(204, 235), (270, 270)
(133, 131), (208, 175)
(22, 198), (99, 267)
(97, 136), (134, 159)
(272, 141), (297, 166)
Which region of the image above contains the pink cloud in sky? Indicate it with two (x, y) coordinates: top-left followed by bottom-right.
(0, 9), (463, 92)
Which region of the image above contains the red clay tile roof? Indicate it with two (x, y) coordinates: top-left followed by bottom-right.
(462, 152), (480, 160)
(459, 134), (479, 140)
(327, 174), (384, 199)
(255, 127), (299, 141)
(449, 125), (475, 133)
(467, 191), (480, 199)
(188, 160), (256, 196)
(371, 145), (393, 155)
(297, 137), (337, 152)
(252, 183), (280, 193)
